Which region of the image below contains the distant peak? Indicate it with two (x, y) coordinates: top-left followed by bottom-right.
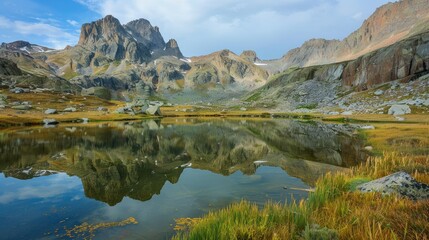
(240, 50), (259, 62)
(127, 18), (151, 25)
(165, 39), (179, 49)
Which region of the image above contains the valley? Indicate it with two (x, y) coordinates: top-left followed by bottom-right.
(0, 0), (428, 239)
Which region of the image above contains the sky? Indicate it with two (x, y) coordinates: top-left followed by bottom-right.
(0, 0), (391, 59)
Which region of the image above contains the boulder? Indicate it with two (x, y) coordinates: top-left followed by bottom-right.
(114, 107), (134, 114)
(44, 109), (57, 114)
(374, 89), (384, 96)
(388, 105), (411, 115)
(63, 107), (77, 112)
(10, 87), (26, 94)
(341, 111), (353, 116)
(145, 105), (161, 115)
(97, 106), (108, 111)
(43, 119), (59, 125)
(357, 171), (429, 200)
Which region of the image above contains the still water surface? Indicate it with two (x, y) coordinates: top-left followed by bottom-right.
(0, 119), (366, 239)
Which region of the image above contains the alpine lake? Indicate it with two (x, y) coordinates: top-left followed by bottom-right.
(0, 118), (367, 239)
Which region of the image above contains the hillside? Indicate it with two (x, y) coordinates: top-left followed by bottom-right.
(262, 0), (429, 73)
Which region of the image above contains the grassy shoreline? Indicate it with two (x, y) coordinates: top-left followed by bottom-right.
(173, 153), (429, 240)
(172, 123), (429, 240)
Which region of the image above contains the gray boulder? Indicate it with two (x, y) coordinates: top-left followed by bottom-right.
(43, 119), (59, 125)
(357, 171), (429, 200)
(97, 106), (108, 112)
(44, 109), (57, 114)
(114, 107), (134, 114)
(63, 107), (77, 112)
(374, 89), (384, 96)
(145, 105), (161, 115)
(388, 105), (411, 115)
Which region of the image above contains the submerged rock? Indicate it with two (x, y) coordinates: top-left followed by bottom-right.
(357, 171), (429, 200)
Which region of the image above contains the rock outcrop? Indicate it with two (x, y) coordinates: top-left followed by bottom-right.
(240, 50), (260, 63)
(247, 29), (429, 110)
(163, 39), (184, 59)
(0, 58), (22, 75)
(357, 171), (429, 200)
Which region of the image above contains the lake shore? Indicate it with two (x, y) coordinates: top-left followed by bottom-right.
(172, 122), (429, 239)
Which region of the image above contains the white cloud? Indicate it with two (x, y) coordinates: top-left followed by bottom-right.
(76, 0), (390, 59)
(67, 19), (80, 27)
(0, 174), (81, 204)
(0, 16), (77, 49)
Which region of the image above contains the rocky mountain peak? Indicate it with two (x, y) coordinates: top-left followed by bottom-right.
(162, 39), (184, 59)
(165, 39), (179, 49)
(124, 18), (165, 51)
(3, 41), (31, 49)
(1, 40), (53, 54)
(77, 15), (150, 64)
(240, 50), (260, 63)
(271, 0), (429, 72)
(78, 15), (125, 46)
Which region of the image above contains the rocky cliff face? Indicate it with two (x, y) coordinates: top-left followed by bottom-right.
(247, 29), (429, 111)
(0, 58), (22, 75)
(78, 15), (151, 64)
(267, 0), (429, 73)
(124, 18), (166, 51)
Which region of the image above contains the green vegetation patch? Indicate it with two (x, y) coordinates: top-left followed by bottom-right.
(297, 103), (318, 109)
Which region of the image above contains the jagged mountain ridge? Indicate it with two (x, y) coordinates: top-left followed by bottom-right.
(264, 0), (429, 73)
(0, 41), (53, 54)
(245, 29), (429, 112)
(0, 15), (265, 99)
(0, 0), (428, 104)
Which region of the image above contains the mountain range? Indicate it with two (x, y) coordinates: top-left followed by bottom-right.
(0, 0), (428, 111)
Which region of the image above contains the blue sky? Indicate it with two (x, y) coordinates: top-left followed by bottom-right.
(0, 0), (390, 59)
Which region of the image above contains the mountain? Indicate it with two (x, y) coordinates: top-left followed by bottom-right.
(264, 0), (429, 73)
(124, 18), (166, 52)
(0, 0), (428, 107)
(244, 29), (429, 112)
(186, 50), (268, 89)
(6, 15), (263, 100)
(78, 15), (151, 64)
(0, 41), (53, 54)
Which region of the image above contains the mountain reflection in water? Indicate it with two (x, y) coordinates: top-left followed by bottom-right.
(0, 119), (366, 206)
